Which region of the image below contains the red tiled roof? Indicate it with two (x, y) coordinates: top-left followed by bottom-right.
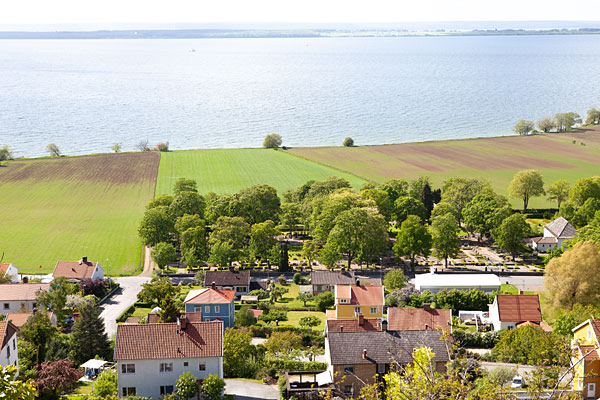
(0, 263), (10, 275)
(590, 320), (600, 339)
(114, 320), (223, 360)
(0, 321), (18, 349)
(0, 283), (50, 301)
(184, 288), (235, 304)
(252, 310), (264, 318)
(336, 285), (384, 306)
(53, 260), (98, 280)
(497, 294), (542, 323)
(147, 311), (203, 324)
(579, 345), (600, 361)
(388, 307), (452, 332)
(327, 318), (381, 332)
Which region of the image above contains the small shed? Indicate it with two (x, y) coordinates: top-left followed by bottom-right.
(80, 359), (114, 380)
(240, 295), (258, 304)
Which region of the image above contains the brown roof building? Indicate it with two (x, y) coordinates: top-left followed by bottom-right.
(146, 311), (203, 324)
(387, 305), (453, 333)
(52, 257), (104, 281)
(326, 316), (382, 333)
(311, 271), (381, 294)
(204, 270), (250, 295)
(6, 311), (56, 329)
(0, 320), (19, 373)
(325, 330), (449, 396)
(489, 294), (542, 331)
(0, 283), (50, 316)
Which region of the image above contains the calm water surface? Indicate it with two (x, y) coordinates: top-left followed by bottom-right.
(1, 36), (600, 157)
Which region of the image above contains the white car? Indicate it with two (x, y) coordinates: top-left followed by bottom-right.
(511, 375), (525, 389)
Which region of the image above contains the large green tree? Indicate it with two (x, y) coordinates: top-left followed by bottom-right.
(249, 220), (280, 262)
(37, 276), (79, 322)
(393, 196), (426, 225)
(546, 179), (570, 209)
(138, 277), (178, 305)
(327, 208), (388, 268)
(223, 329), (254, 378)
(569, 176), (600, 207)
(441, 177), (491, 225)
(70, 301), (110, 364)
(507, 169), (545, 213)
(173, 178), (198, 196)
(138, 206), (175, 246)
(430, 213), (460, 267)
(512, 119), (535, 135)
(209, 216), (251, 259)
(151, 242), (177, 270)
(263, 133), (282, 148)
(393, 215), (432, 266)
(169, 191), (206, 219)
(229, 184), (280, 225)
(462, 193), (511, 241)
(21, 312), (57, 365)
(492, 213), (530, 260)
(361, 188), (394, 221)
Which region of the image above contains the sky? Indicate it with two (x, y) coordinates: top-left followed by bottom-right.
(1, 0), (599, 27)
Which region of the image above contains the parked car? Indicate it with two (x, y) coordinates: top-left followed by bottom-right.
(511, 375), (526, 389)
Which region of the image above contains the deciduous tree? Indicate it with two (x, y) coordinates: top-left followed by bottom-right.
(314, 291), (335, 312)
(508, 169), (545, 213)
(554, 112), (582, 132)
(393, 196), (426, 225)
(586, 107), (600, 125)
(94, 370), (118, 397)
(547, 179), (570, 209)
(138, 206), (175, 246)
(296, 292), (314, 307)
(45, 143), (61, 157)
(200, 374), (225, 400)
(462, 193), (511, 241)
(173, 178), (198, 195)
(223, 329), (253, 378)
(430, 213), (460, 267)
(151, 242), (177, 270)
(138, 277), (178, 305)
(545, 241), (600, 310)
(441, 177), (491, 224)
(299, 315), (320, 330)
(569, 176), (600, 207)
(169, 191), (206, 219)
(110, 142), (122, 153)
(21, 311), (57, 365)
(234, 306), (255, 327)
(343, 137), (354, 147)
(36, 358), (82, 398)
(537, 116), (555, 132)
(393, 215), (432, 266)
(37, 276), (79, 323)
(263, 133), (282, 149)
(383, 269), (406, 290)
(249, 220), (280, 262)
(492, 213), (530, 260)
(513, 120), (535, 135)
(176, 371), (199, 400)
(0, 365), (36, 400)
(0, 145), (14, 163)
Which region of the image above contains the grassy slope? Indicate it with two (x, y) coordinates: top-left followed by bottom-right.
(0, 153), (159, 275)
(289, 130), (600, 209)
(156, 148), (365, 195)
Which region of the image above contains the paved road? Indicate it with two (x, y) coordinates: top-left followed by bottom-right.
(224, 379), (279, 400)
(100, 276), (151, 337)
(501, 275), (545, 292)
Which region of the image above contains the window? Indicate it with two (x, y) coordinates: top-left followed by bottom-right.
(354, 307), (361, 314)
(160, 386), (174, 395)
(194, 306), (202, 312)
(370, 307), (377, 315)
(214, 306), (220, 313)
(160, 362), (173, 372)
(343, 365), (354, 375)
(33, 303), (37, 308)
(6, 344), (10, 358)
(199, 363), (206, 371)
(344, 385), (353, 395)
(121, 364), (135, 374)
(122, 387), (136, 396)
(3, 303), (8, 310)
(236, 286), (245, 292)
(184, 362), (189, 367)
(340, 298), (348, 304)
(13, 339), (16, 350)
(205, 306), (210, 313)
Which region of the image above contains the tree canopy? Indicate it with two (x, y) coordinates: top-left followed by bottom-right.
(263, 133), (282, 148)
(393, 215), (432, 266)
(507, 169), (545, 213)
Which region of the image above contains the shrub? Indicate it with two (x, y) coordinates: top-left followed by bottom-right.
(263, 134), (282, 149)
(200, 374), (225, 400)
(155, 142), (169, 152)
(314, 292), (334, 312)
(293, 273), (302, 285)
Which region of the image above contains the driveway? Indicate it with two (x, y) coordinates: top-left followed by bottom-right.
(225, 379), (279, 400)
(100, 276), (151, 337)
(502, 275), (545, 292)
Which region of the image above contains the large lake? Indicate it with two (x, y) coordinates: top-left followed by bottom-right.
(1, 35), (600, 158)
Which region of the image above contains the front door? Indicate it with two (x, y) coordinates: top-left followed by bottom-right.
(588, 382), (596, 399)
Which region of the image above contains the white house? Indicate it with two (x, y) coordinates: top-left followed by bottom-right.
(488, 294), (542, 331)
(414, 273), (501, 294)
(0, 263), (19, 283)
(531, 217), (577, 252)
(52, 257), (104, 282)
(0, 283), (50, 316)
(114, 317), (223, 399)
(0, 320), (19, 375)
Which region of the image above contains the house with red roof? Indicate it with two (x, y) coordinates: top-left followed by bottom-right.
(387, 304), (453, 333)
(52, 257), (104, 282)
(183, 283), (236, 328)
(0, 320), (19, 375)
(115, 318), (223, 399)
(0, 263), (19, 283)
(333, 282), (384, 320)
(0, 283), (50, 316)
(488, 294), (542, 331)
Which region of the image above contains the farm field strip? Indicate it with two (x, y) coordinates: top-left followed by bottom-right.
(0, 153), (159, 274)
(156, 148), (366, 195)
(289, 129), (600, 208)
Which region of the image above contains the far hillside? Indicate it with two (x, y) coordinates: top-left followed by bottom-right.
(289, 127), (600, 209)
(156, 148), (365, 195)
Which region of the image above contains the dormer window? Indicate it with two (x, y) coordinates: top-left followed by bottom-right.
(340, 298), (349, 304)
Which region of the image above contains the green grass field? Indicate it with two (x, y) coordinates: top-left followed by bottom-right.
(289, 129), (600, 208)
(0, 153), (159, 275)
(280, 311), (326, 331)
(156, 148), (365, 195)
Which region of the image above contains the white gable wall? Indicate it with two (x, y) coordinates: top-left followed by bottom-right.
(0, 331), (19, 375)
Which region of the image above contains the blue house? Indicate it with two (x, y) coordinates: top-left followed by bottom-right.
(184, 284), (236, 328)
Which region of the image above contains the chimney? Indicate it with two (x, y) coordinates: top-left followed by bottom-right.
(178, 315), (188, 331)
(382, 319), (388, 332)
(358, 314), (364, 326)
(211, 281), (216, 290)
(423, 303), (431, 312)
(362, 349), (367, 359)
(355, 278), (360, 286)
(82, 256), (88, 264)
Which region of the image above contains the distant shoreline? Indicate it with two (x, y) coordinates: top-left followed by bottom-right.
(1, 28), (600, 40)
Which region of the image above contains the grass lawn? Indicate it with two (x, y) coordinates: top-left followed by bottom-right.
(500, 284), (519, 295)
(132, 306), (153, 317)
(279, 311), (326, 331)
(272, 284), (315, 309)
(156, 148), (365, 196)
(0, 153), (160, 274)
(289, 129), (600, 209)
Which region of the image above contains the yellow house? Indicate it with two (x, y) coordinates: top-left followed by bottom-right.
(334, 283), (384, 320)
(572, 319), (600, 399)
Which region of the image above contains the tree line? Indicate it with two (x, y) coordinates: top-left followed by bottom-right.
(513, 106), (600, 135)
